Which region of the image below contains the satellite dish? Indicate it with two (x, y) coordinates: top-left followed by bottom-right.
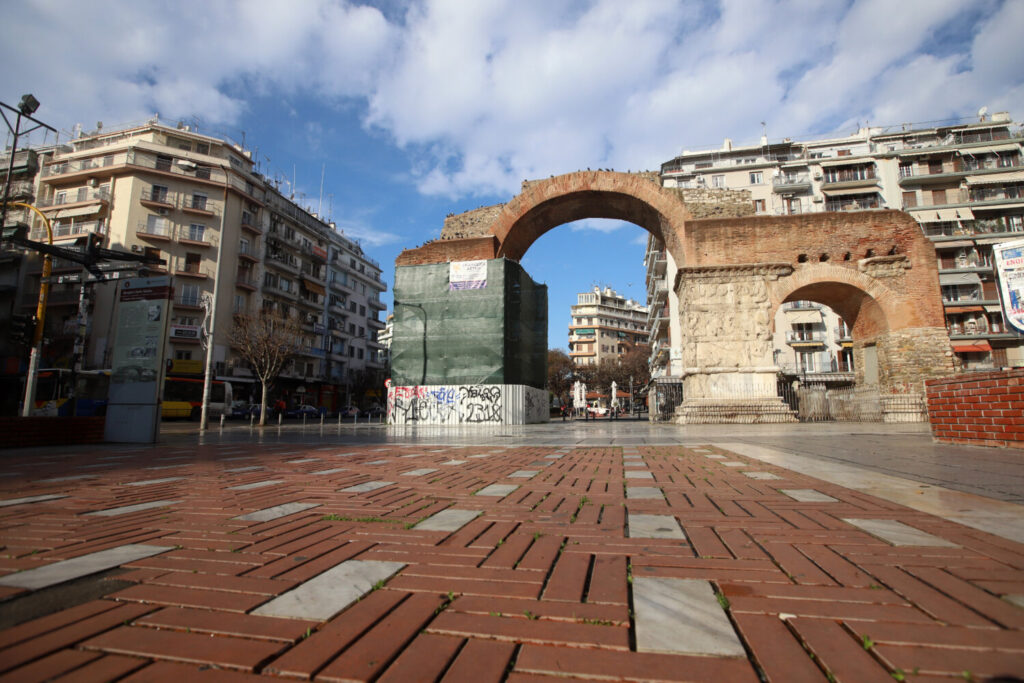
(978, 106), (989, 120)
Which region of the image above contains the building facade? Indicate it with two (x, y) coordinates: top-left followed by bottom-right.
(2, 120), (387, 414)
(568, 286), (647, 367)
(654, 112), (1024, 375)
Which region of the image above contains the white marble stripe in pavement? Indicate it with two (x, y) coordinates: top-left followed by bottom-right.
(716, 441), (1024, 544)
(340, 480), (394, 493)
(84, 500), (180, 517)
(0, 494), (68, 507)
(37, 475), (94, 483)
(781, 489), (838, 503)
(226, 466), (263, 473)
(235, 502), (321, 522)
(123, 477), (186, 487)
(0, 544), (172, 590)
(413, 508), (481, 532)
(628, 513), (686, 539)
(475, 484), (519, 497)
(228, 480), (284, 491)
(633, 577), (745, 656)
(252, 559), (405, 620)
(843, 518), (959, 547)
(310, 468), (348, 476)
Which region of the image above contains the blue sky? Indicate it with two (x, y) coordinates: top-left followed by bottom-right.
(3, 0), (1023, 350)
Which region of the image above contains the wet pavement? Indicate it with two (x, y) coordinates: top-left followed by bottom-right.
(0, 421), (1021, 680)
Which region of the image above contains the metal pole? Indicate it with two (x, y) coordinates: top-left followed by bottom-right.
(18, 203), (52, 416)
(200, 185), (228, 430)
(0, 109), (21, 232)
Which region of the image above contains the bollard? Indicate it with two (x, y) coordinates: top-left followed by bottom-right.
(338, 412), (341, 426)
(278, 413), (282, 426)
(303, 414), (307, 427)
(320, 414), (324, 426)
(249, 414), (254, 428)
(220, 414), (225, 428)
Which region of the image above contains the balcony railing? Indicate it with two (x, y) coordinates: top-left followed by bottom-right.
(136, 220), (172, 238)
(38, 187), (111, 208)
(834, 327), (852, 341)
(140, 188), (174, 205)
(176, 294), (202, 308)
(825, 195), (882, 212)
(786, 330), (826, 343)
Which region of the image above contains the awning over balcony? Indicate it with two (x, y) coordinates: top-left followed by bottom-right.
(300, 279), (326, 296)
(820, 186), (880, 197)
(938, 272), (982, 286)
(985, 305), (1003, 313)
(574, 328), (595, 335)
(50, 205), (102, 219)
(960, 143), (1020, 155)
(818, 157), (872, 167)
(785, 309), (822, 324)
(896, 146), (945, 157)
(965, 171), (1024, 185)
(912, 207), (973, 221)
(953, 341), (992, 353)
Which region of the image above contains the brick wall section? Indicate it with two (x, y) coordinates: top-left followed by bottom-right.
(396, 236), (499, 267)
(669, 188), (755, 219)
(440, 204), (506, 240)
(0, 416), (106, 448)
(926, 369), (1024, 449)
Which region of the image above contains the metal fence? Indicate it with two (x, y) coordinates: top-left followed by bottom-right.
(784, 383), (926, 423)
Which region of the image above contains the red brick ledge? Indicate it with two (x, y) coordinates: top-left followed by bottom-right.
(926, 369), (1024, 449)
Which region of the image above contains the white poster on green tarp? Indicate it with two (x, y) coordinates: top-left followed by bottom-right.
(105, 277), (173, 443)
(994, 238), (1024, 335)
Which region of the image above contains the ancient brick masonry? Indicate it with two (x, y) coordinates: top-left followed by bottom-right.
(927, 369), (1024, 449)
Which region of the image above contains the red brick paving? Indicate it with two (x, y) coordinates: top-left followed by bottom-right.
(0, 443), (1021, 681)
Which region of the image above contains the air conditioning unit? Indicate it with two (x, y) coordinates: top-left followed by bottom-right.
(157, 208), (170, 216)
(812, 196), (823, 203)
(812, 172), (822, 180)
(131, 245), (143, 253)
(88, 178), (99, 188)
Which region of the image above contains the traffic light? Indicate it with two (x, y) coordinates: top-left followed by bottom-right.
(1, 222), (28, 242)
(73, 231), (103, 253)
(9, 313), (36, 345)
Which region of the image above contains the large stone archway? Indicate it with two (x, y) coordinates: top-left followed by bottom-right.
(394, 172), (954, 424)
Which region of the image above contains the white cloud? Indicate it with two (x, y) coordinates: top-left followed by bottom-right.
(1, 0), (1021, 200)
(568, 219), (629, 234)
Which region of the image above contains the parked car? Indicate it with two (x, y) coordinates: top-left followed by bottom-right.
(285, 404), (322, 419)
(362, 406), (385, 418)
(340, 406), (361, 418)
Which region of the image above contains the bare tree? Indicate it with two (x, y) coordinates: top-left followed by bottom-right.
(227, 310), (302, 426)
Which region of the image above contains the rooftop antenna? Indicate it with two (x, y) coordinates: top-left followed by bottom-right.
(318, 163), (325, 217)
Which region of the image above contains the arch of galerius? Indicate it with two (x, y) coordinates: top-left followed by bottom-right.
(391, 171), (954, 424)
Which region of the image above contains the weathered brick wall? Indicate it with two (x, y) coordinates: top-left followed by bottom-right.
(440, 204), (506, 240)
(395, 236), (499, 267)
(0, 416), (106, 448)
(669, 188), (755, 219)
(926, 369), (1024, 449)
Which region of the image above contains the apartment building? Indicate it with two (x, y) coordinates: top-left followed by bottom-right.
(656, 112), (1024, 373)
(3, 119), (387, 414)
(568, 286), (647, 367)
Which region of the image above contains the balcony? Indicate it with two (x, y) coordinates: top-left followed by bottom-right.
(175, 263), (213, 280)
(140, 188), (175, 210)
(175, 294), (203, 310)
(241, 211), (262, 234)
(772, 173), (812, 194)
(32, 219), (107, 242)
(786, 330), (826, 345)
(824, 193), (882, 212)
(182, 196), (216, 217)
(235, 274), (258, 291)
(301, 265), (327, 283)
(265, 253), (300, 275)
(238, 243), (260, 263)
(834, 327), (852, 342)
(328, 302), (348, 316)
(263, 283), (298, 300)
(136, 220), (173, 241)
(38, 186), (111, 209)
(367, 317), (386, 329)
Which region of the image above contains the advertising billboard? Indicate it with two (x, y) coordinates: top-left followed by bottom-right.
(993, 238), (1024, 335)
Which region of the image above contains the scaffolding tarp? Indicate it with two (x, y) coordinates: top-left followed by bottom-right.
(391, 258), (547, 389)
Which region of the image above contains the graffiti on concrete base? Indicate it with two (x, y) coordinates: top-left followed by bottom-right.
(387, 384), (548, 425)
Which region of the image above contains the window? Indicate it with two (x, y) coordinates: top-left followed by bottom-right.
(146, 214), (170, 236)
(54, 191), (67, 205)
(357, 348), (364, 360)
(359, 305), (366, 316)
(279, 277), (292, 293)
(752, 199), (765, 213)
(195, 165), (211, 180)
(155, 154), (173, 171)
(1008, 215), (1023, 232)
(898, 163), (914, 178)
(997, 153), (1018, 168)
(187, 224), (205, 242)
(233, 295), (244, 314)
(179, 284), (200, 307)
(150, 184), (169, 202)
(749, 171), (763, 185)
(902, 191), (917, 209)
(184, 253), (201, 273)
(175, 350), (192, 360)
(195, 143), (210, 155)
(350, 301), (357, 312)
(190, 192), (207, 211)
(358, 326), (364, 337)
(711, 175), (725, 188)
(931, 189), (947, 205)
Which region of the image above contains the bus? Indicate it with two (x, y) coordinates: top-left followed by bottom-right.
(162, 375), (232, 420)
(31, 368), (111, 417)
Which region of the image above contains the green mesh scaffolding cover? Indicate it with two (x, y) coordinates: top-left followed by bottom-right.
(392, 258), (547, 389)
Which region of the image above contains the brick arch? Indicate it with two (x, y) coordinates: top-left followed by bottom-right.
(767, 262), (919, 339)
(489, 171), (691, 263)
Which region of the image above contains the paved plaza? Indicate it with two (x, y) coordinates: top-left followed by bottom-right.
(0, 422), (1022, 681)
